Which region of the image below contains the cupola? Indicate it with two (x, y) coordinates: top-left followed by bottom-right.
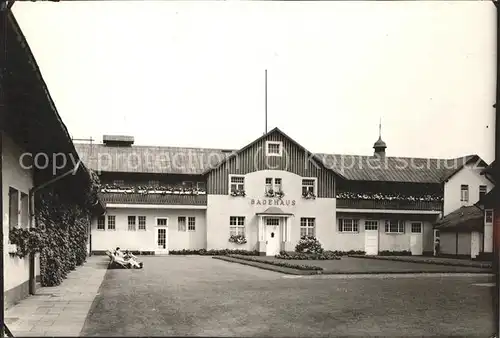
(373, 119), (387, 157)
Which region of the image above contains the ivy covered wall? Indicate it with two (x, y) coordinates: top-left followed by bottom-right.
(9, 169), (101, 286)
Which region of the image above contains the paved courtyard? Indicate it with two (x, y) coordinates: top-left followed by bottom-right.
(81, 256), (496, 337)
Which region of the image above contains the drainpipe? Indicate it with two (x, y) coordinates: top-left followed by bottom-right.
(28, 163), (81, 294)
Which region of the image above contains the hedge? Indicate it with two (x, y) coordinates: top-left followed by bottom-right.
(275, 251), (341, 260)
(169, 249), (259, 256)
(228, 254), (323, 271)
(378, 250), (412, 256)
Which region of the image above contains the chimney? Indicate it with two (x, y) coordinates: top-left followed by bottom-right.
(103, 135), (134, 147)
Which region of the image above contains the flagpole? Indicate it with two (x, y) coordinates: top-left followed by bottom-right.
(265, 69), (268, 134)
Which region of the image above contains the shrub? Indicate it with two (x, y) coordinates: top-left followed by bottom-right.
(169, 249), (259, 256)
(228, 254), (323, 271)
(275, 251), (341, 260)
(378, 250), (411, 256)
(295, 236), (324, 254)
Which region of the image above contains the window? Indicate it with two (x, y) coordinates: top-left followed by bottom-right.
(178, 217), (186, 231)
(197, 182), (206, 190)
(138, 216), (146, 230)
(460, 185), (469, 202)
(364, 220), (378, 231)
(411, 222), (422, 233)
(9, 187), (19, 230)
(157, 218), (168, 227)
(479, 185), (487, 200)
(265, 141), (283, 156)
(265, 178), (273, 192)
(485, 209), (494, 224)
(266, 218), (280, 226)
(230, 176), (245, 192)
(229, 216), (245, 236)
(338, 219), (359, 233)
(274, 178), (282, 192)
(188, 217), (196, 231)
(97, 216), (105, 230)
(302, 179), (316, 195)
(128, 216), (136, 231)
(20, 192), (29, 228)
(107, 215), (116, 230)
(148, 180), (159, 187)
(385, 220), (405, 234)
(300, 218), (316, 237)
(113, 180), (124, 186)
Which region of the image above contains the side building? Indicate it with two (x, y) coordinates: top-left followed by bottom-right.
(75, 127), (493, 257)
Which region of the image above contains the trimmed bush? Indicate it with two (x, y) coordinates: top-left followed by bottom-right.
(295, 236), (324, 254)
(378, 250), (412, 256)
(275, 251), (341, 260)
(169, 249), (259, 256)
(228, 254), (323, 271)
(335, 250), (366, 256)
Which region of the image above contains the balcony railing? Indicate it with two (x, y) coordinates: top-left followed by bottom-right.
(336, 198), (442, 211)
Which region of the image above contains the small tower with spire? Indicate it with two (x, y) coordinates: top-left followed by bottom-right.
(373, 118), (387, 157)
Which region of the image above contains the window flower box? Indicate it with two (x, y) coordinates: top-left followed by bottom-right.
(229, 234), (247, 244)
(335, 191), (443, 202)
(230, 189), (246, 197)
(302, 191), (316, 199)
(265, 189), (285, 199)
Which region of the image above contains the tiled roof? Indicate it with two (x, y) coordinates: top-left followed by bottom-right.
(74, 129), (486, 184)
(317, 154), (480, 183)
(434, 206), (483, 231)
(74, 143), (235, 175)
(99, 192), (207, 205)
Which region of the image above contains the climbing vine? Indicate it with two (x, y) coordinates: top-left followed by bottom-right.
(9, 169), (101, 287)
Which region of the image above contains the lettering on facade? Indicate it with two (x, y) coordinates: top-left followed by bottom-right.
(250, 199), (296, 206)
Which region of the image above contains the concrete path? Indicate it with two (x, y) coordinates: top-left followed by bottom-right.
(4, 255), (108, 337)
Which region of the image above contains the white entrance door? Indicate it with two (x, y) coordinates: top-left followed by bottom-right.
(410, 222), (423, 255)
(155, 217), (169, 255)
(266, 218), (280, 256)
(364, 220), (379, 255)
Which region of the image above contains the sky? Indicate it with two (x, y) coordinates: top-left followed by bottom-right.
(12, 1), (496, 162)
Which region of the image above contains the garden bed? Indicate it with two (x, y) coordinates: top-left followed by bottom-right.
(169, 249), (259, 256)
(349, 255), (492, 269)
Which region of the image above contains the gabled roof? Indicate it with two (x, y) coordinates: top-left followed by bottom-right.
(317, 154), (484, 184)
(434, 205), (483, 232)
(256, 206), (294, 216)
(74, 143), (235, 175)
(74, 129), (488, 184)
(200, 127), (336, 176)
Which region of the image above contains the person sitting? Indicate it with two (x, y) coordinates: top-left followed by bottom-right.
(123, 250), (143, 269)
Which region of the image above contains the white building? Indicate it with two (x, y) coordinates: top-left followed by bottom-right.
(75, 127), (493, 258)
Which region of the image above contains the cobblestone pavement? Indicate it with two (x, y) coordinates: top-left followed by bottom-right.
(4, 256), (108, 337)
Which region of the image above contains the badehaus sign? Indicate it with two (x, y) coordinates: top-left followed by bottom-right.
(251, 199), (296, 206)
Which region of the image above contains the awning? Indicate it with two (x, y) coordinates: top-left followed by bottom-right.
(256, 207), (294, 217)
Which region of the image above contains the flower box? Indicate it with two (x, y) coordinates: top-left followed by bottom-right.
(228, 235), (247, 244)
(302, 191), (316, 199)
(230, 190), (246, 197)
